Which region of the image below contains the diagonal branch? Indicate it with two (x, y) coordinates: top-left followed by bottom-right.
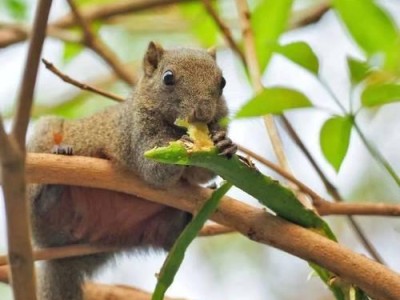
(11, 0), (52, 149)
(279, 115), (386, 264)
(19, 153), (400, 300)
(289, 0), (330, 29)
(201, 0), (246, 65)
(65, 0), (137, 85)
(42, 58), (125, 102)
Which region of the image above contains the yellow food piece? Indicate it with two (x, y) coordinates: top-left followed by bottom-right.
(175, 119), (214, 151)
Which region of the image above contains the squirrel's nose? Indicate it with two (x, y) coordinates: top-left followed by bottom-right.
(190, 102), (215, 123)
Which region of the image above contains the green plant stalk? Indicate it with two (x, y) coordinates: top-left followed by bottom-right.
(145, 142), (370, 299)
(352, 119), (400, 186)
(152, 182), (232, 300)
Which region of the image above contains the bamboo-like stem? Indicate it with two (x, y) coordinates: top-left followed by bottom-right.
(234, 0), (312, 209)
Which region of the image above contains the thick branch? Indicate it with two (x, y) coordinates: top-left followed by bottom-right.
(21, 153), (400, 300)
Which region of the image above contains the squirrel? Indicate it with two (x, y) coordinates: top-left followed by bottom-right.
(27, 41), (237, 300)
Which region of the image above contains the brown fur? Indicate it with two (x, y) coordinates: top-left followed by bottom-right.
(28, 42), (229, 300)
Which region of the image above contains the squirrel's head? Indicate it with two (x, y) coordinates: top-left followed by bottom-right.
(139, 41), (228, 125)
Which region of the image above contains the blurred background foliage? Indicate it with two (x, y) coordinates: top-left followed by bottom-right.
(0, 0), (400, 299)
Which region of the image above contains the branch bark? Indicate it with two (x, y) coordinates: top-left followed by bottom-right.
(19, 153), (400, 300)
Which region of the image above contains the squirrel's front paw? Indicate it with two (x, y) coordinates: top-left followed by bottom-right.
(212, 130), (237, 158)
(51, 145), (73, 156)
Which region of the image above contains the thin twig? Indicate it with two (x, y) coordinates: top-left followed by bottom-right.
(279, 115), (386, 265)
(0, 0), (330, 49)
(0, 225), (234, 267)
(54, 0), (196, 28)
(289, 0), (331, 30)
(352, 120), (400, 186)
(42, 58), (125, 102)
(66, 0), (137, 86)
(317, 202), (400, 216)
(201, 0), (246, 65)
(0, 244), (118, 266)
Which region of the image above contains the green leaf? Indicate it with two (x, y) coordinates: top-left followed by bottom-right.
(276, 42), (319, 75)
(347, 57), (371, 84)
(181, 2), (218, 47)
(152, 182), (232, 300)
(320, 116), (353, 172)
(361, 83), (400, 107)
(252, 0), (294, 72)
(62, 42), (84, 64)
(145, 145), (335, 238)
(4, 0), (27, 20)
(236, 87), (312, 118)
(334, 0), (400, 71)
(145, 135), (371, 299)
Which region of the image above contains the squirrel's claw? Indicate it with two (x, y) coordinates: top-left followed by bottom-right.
(211, 130), (237, 158)
(52, 145), (74, 156)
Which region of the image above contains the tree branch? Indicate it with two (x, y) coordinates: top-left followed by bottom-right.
(65, 0), (137, 85)
(42, 58), (125, 102)
(84, 283), (187, 300)
(279, 115), (386, 264)
(289, 0), (330, 30)
(11, 0), (52, 149)
(0, 0), (53, 299)
(201, 0), (246, 65)
(54, 0), (197, 28)
(18, 153), (400, 300)
(0, 224), (234, 267)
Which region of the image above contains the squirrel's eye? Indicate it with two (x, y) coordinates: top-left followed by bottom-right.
(220, 77), (226, 90)
(163, 70), (175, 86)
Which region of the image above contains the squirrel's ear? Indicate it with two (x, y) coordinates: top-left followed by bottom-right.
(144, 41), (164, 75)
(207, 47), (217, 60)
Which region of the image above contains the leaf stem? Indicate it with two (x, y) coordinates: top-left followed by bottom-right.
(352, 119), (400, 186)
